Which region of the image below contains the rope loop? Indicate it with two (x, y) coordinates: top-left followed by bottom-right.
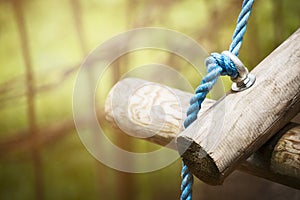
(206, 53), (239, 79)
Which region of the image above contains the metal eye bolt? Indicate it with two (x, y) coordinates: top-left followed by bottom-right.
(222, 50), (256, 92)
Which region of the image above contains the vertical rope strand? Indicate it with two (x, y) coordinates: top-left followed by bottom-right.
(180, 1), (255, 199)
(229, 0), (255, 56)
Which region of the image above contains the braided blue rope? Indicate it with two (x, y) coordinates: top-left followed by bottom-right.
(180, 1), (254, 199)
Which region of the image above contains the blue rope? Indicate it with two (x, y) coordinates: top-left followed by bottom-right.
(180, 1), (254, 199)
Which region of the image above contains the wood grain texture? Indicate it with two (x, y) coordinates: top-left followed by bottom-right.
(105, 78), (300, 189)
(105, 78), (215, 149)
(271, 126), (300, 179)
(177, 28), (300, 184)
(240, 123), (300, 189)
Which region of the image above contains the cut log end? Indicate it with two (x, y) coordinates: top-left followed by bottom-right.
(177, 136), (222, 185)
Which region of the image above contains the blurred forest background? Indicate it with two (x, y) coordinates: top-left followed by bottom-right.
(0, 0), (300, 199)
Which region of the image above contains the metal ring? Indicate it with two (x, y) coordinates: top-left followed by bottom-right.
(222, 51), (248, 82)
(221, 51), (256, 92)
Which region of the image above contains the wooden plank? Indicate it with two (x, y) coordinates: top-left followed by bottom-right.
(105, 78), (300, 189)
(177, 28), (300, 185)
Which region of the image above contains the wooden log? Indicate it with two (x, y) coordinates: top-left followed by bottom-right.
(105, 78), (215, 149)
(239, 123), (300, 189)
(105, 78), (300, 189)
(176, 28), (300, 184)
(271, 125), (300, 179)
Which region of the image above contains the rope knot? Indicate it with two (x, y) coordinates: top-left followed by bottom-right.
(206, 53), (239, 79)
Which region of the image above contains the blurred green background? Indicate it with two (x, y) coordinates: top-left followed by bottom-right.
(0, 0), (299, 199)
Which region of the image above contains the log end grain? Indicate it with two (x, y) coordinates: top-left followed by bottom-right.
(177, 136), (223, 185)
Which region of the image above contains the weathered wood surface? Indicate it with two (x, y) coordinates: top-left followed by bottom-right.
(239, 124), (300, 189)
(105, 78), (300, 189)
(176, 28), (300, 184)
(272, 125), (300, 179)
(105, 78), (215, 149)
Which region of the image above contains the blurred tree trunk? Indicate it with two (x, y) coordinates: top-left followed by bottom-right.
(70, 0), (115, 199)
(12, 0), (45, 199)
(273, 0), (284, 47)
